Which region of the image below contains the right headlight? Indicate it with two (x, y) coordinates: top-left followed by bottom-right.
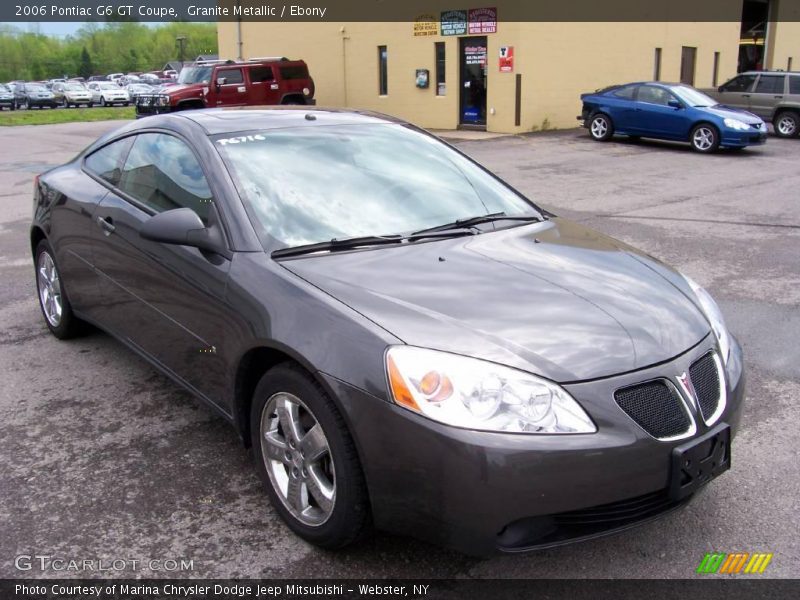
(386, 346), (596, 434)
(682, 275), (731, 365)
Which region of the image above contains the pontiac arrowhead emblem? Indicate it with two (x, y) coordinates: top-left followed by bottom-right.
(677, 372), (697, 406)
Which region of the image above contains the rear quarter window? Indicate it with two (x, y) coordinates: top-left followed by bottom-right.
(249, 66), (274, 82)
(278, 66), (309, 80)
(84, 138), (133, 186)
(790, 76), (800, 95)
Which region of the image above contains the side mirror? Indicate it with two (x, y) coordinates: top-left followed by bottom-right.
(139, 208), (224, 254)
(215, 77), (227, 88)
(667, 99), (683, 109)
(718, 85), (724, 92)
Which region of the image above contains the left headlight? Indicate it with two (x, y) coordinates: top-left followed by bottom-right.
(723, 117), (750, 131)
(683, 275), (731, 365)
(386, 346), (596, 434)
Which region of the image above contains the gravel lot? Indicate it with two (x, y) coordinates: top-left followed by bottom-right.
(1, 121), (798, 579)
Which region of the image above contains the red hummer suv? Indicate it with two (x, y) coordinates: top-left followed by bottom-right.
(136, 58), (315, 117)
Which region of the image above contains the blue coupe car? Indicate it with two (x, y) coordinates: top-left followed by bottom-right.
(579, 82), (767, 152)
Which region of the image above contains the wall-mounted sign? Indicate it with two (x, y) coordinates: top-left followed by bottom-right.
(468, 7), (497, 34)
(441, 10), (467, 36)
(413, 14), (439, 37)
(464, 45), (487, 66)
(415, 69), (430, 88)
(499, 45), (513, 72)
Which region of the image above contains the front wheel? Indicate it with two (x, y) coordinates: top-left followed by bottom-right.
(690, 124), (720, 153)
(100, 97), (107, 107)
(250, 364), (371, 549)
(35, 240), (85, 339)
(589, 113), (614, 141)
(774, 111), (799, 138)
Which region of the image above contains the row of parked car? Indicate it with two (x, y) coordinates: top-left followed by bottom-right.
(0, 78), (178, 110)
(580, 70), (800, 152)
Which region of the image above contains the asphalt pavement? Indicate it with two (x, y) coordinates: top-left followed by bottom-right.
(0, 121), (798, 579)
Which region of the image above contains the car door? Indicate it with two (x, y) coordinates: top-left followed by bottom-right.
(631, 85), (690, 139)
(246, 65), (282, 105)
(88, 83), (100, 104)
(715, 74), (757, 111)
(90, 132), (233, 411)
(210, 67), (247, 106)
(749, 73), (786, 119)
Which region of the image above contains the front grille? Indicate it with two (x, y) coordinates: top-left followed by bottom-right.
(689, 352), (721, 423)
(615, 380), (691, 439)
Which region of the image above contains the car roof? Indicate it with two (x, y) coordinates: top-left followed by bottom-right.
(172, 107), (407, 135)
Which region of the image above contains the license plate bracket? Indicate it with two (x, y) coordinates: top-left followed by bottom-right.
(669, 423), (731, 501)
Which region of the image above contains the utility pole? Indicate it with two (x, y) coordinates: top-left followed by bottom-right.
(176, 35), (187, 69)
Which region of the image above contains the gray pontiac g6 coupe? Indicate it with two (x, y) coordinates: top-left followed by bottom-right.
(31, 108), (744, 555)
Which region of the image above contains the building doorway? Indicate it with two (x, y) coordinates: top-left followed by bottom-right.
(739, 0), (771, 72)
(459, 36), (487, 129)
(680, 47), (697, 85)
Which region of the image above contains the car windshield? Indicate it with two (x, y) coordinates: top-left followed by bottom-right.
(215, 124), (541, 248)
(670, 85), (718, 107)
(99, 82), (118, 90)
(64, 83), (84, 91)
(27, 85), (46, 92)
(178, 67), (212, 84)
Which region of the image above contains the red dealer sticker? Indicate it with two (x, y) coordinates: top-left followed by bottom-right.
(499, 46), (514, 72)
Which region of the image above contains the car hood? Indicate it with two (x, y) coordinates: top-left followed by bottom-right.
(281, 218), (710, 382)
(701, 104), (763, 124)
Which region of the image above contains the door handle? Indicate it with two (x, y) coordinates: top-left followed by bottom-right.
(96, 216), (115, 235)
(742, 94), (751, 98)
(774, 95), (783, 99)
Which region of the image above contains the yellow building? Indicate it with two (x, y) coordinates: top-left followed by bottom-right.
(217, 1), (800, 133)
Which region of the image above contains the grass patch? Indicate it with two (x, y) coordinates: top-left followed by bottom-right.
(0, 106), (135, 126)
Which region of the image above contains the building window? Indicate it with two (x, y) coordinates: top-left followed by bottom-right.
(435, 42), (446, 96)
(378, 45), (388, 95)
(712, 52), (720, 86)
(653, 48), (662, 81)
(680, 46), (697, 86)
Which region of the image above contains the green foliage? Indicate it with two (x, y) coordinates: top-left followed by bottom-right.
(0, 106), (135, 126)
(0, 22), (217, 81)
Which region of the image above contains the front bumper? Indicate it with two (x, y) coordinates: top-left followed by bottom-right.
(29, 99), (57, 107)
(721, 128), (767, 147)
(322, 336), (745, 556)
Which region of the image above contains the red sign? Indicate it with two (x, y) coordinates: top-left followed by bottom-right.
(468, 7), (497, 34)
(499, 46), (514, 72)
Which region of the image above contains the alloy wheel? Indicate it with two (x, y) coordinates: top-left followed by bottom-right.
(37, 251), (62, 327)
(776, 115), (797, 137)
(692, 127), (715, 151)
(260, 392), (336, 527)
(591, 116), (608, 139)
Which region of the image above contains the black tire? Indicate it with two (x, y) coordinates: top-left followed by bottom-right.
(88, 102), (93, 108)
(589, 113), (614, 141)
(773, 111), (799, 138)
(34, 240), (85, 340)
(250, 363), (371, 549)
(100, 97), (107, 107)
(10, 103), (15, 111)
(690, 123), (720, 153)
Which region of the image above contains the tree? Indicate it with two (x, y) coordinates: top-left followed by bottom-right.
(78, 46), (93, 79)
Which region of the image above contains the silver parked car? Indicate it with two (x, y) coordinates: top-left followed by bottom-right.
(705, 71), (800, 138)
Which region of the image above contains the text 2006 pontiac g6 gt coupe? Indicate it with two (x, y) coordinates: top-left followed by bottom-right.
(31, 108), (744, 555)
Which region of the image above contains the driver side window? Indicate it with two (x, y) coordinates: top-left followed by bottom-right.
(638, 85), (673, 106)
(721, 74), (757, 92)
(118, 133), (213, 224)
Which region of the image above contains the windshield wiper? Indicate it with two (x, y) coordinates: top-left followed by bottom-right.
(272, 229), (477, 259)
(411, 211), (542, 236)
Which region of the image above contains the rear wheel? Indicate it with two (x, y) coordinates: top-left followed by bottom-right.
(589, 113), (614, 141)
(250, 364), (371, 549)
(690, 124), (720, 153)
(774, 111), (799, 138)
(35, 240), (85, 339)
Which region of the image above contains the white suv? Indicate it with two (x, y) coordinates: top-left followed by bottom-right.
(87, 82), (130, 107)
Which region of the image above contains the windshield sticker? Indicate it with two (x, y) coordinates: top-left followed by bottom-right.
(216, 134), (266, 146)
